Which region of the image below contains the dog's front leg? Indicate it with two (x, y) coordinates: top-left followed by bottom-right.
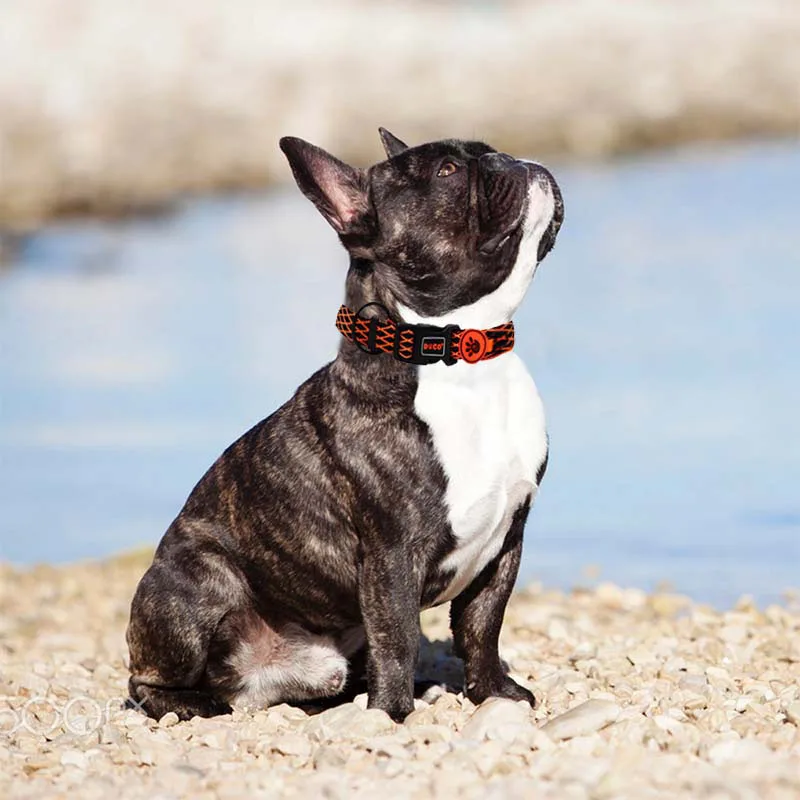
(450, 500), (536, 707)
(358, 548), (420, 722)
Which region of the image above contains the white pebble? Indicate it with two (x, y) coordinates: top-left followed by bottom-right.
(461, 698), (533, 744)
(542, 700), (621, 741)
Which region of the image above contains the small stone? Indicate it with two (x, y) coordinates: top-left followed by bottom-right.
(368, 735), (410, 759)
(719, 625), (748, 644)
(569, 643), (597, 662)
(461, 698), (533, 744)
(652, 714), (684, 736)
(19, 674), (50, 696)
(735, 696), (752, 713)
(199, 732), (224, 749)
(705, 666), (733, 689)
(158, 711), (179, 728)
(377, 758), (405, 778)
(303, 703), (362, 740)
(542, 699), (621, 740)
(596, 583), (625, 608)
(547, 619), (571, 641)
(356, 709), (396, 738)
(186, 747), (220, 771)
(650, 594), (689, 617)
(93, 663), (117, 682)
(23, 753), (59, 774)
(622, 588), (647, 608)
(410, 724), (453, 744)
(302, 703), (394, 741)
(702, 709), (731, 733)
(626, 647), (657, 667)
(313, 744), (347, 769)
(60, 749), (88, 769)
(678, 674), (708, 692)
(472, 740), (506, 778)
(405, 705), (438, 727)
(109, 743), (137, 765)
(707, 738), (771, 765)
(784, 701), (800, 726)
(271, 732), (312, 759)
(120, 710), (148, 728)
(99, 723), (124, 746)
(524, 726), (557, 751)
(269, 703), (308, 722)
(420, 684), (448, 705)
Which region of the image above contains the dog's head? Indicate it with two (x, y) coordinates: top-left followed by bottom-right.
(280, 129), (563, 325)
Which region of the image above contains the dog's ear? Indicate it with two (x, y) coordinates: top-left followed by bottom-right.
(378, 127), (408, 159)
(279, 137), (371, 236)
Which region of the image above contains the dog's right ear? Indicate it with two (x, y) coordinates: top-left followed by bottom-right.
(279, 137), (371, 236)
(378, 127), (409, 159)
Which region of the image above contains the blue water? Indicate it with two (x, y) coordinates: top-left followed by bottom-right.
(1, 140), (798, 609)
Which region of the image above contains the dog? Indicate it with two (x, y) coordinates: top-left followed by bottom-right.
(126, 128), (564, 722)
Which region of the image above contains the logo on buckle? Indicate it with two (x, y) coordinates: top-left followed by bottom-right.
(420, 336), (446, 357)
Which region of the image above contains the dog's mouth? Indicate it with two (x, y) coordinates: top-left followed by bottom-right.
(478, 207), (526, 256)
(475, 155), (561, 257)
(538, 172), (564, 261)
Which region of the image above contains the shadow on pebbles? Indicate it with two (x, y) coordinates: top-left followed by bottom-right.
(1, 554), (799, 799)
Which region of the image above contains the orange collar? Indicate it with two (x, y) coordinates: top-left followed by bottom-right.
(335, 304), (514, 366)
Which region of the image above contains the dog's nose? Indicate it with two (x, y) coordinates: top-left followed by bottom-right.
(479, 152), (518, 172)
(521, 161), (558, 194)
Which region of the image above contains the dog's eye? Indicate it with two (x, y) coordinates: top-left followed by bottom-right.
(437, 161), (459, 178)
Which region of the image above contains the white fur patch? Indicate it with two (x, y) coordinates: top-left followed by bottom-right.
(399, 175), (554, 605)
(230, 622), (360, 710)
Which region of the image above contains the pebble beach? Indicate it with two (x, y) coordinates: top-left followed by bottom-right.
(1, 552), (799, 799)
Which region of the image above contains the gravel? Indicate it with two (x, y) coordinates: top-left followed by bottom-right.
(1, 551), (799, 799)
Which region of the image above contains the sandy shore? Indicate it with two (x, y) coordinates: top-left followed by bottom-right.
(2, 0), (800, 229)
(1, 552), (799, 798)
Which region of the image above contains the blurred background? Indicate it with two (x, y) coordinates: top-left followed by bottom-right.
(1, 0), (798, 608)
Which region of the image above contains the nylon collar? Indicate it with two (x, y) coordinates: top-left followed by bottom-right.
(335, 304), (515, 366)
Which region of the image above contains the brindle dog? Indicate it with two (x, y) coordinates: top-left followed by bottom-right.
(127, 129), (563, 722)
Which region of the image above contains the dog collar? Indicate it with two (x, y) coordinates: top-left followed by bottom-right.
(335, 304), (514, 366)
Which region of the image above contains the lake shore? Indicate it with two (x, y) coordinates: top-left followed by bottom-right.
(1, 551), (798, 798)
(2, 0), (800, 230)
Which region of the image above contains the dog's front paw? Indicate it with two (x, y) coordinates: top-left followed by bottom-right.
(467, 675), (536, 708)
(368, 694), (414, 723)
(385, 702), (415, 724)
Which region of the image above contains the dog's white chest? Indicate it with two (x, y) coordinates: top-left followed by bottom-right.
(414, 353), (547, 605)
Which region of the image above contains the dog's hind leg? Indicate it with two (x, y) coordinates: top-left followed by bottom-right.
(126, 683), (232, 721)
(222, 612), (352, 711)
(126, 539), (246, 720)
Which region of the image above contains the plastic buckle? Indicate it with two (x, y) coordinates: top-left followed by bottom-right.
(395, 323), (460, 366)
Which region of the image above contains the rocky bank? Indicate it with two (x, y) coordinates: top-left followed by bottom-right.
(1, 552), (799, 799)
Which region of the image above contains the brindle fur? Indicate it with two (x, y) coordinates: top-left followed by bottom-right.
(127, 132), (563, 722)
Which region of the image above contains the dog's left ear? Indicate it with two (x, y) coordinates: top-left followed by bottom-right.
(378, 127), (408, 159)
(280, 137), (372, 236)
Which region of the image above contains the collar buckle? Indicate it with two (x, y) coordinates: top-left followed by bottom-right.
(394, 322), (460, 366)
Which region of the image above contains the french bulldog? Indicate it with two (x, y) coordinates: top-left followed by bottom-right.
(127, 128), (564, 722)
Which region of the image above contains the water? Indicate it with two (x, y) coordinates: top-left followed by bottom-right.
(1, 141), (798, 609)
